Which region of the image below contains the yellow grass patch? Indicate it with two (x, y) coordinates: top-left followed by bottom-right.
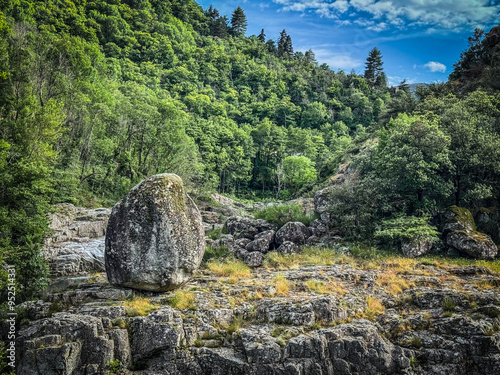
(206, 259), (252, 282)
(123, 297), (159, 317)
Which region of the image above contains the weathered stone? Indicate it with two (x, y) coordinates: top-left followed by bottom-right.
(105, 174), (205, 291)
(245, 230), (274, 253)
(224, 216), (259, 240)
(235, 238), (252, 248)
(314, 185), (335, 215)
(255, 229), (275, 243)
(245, 237), (271, 253)
(443, 205), (476, 233)
(243, 251), (264, 267)
(401, 238), (433, 258)
(107, 329), (132, 368)
(240, 329), (282, 364)
(275, 222), (311, 245)
(277, 241), (300, 255)
(130, 306), (185, 362)
(17, 313), (114, 375)
(49, 237), (105, 276)
(306, 235), (320, 246)
(446, 230), (498, 259)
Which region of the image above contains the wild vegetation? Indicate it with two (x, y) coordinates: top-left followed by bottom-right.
(0, 0), (499, 301)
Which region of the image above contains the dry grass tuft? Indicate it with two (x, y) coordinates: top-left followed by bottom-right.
(206, 259), (252, 282)
(376, 270), (413, 295)
(358, 295), (385, 321)
(304, 279), (348, 296)
(274, 273), (291, 296)
(124, 297), (159, 317)
(166, 290), (197, 310)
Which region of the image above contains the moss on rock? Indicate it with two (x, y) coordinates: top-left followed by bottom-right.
(449, 205), (476, 231)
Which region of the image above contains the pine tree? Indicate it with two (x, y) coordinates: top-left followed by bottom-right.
(213, 16), (229, 38)
(278, 29), (293, 58)
(205, 6), (228, 38)
(277, 29), (288, 57)
(285, 35), (293, 57)
(364, 47), (385, 87)
(230, 6), (247, 36)
(258, 28), (266, 43)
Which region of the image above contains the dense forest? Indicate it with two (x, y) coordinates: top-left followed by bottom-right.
(0, 0), (499, 299)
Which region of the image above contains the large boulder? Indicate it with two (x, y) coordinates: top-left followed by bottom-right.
(275, 222), (311, 245)
(446, 230), (498, 260)
(443, 206), (498, 260)
(105, 174), (205, 292)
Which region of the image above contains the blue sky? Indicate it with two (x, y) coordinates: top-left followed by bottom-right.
(197, 0), (500, 85)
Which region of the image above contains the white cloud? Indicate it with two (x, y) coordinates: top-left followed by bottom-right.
(272, 0), (500, 32)
(310, 48), (363, 69)
(424, 61), (447, 73)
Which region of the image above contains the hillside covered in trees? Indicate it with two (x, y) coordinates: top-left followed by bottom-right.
(0, 0), (500, 299)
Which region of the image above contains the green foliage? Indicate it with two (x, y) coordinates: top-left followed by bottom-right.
(106, 359), (122, 374)
(375, 114), (453, 212)
(282, 155), (317, 194)
(374, 215), (440, 246)
(254, 203), (316, 227)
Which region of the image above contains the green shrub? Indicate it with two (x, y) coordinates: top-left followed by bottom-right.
(374, 214), (440, 247)
(254, 203), (316, 227)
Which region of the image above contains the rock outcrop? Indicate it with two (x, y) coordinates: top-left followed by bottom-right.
(444, 206), (498, 259)
(43, 204), (111, 276)
(105, 174), (205, 291)
(8, 260), (500, 375)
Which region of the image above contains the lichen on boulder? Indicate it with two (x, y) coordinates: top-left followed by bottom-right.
(446, 230), (498, 260)
(105, 174), (205, 292)
(443, 206), (498, 260)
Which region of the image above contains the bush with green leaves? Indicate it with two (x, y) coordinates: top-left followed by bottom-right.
(254, 202), (316, 227)
(374, 214), (440, 247)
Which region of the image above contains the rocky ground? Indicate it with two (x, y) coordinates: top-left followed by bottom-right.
(8, 249), (500, 375)
(4, 184), (500, 375)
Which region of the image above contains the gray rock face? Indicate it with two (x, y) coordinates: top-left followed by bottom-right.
(314, 185), (335, 215)
(105, 174), (205, 291)
(50, 237), (105, 276)
(275, 222), (311, 245)
(277, 241), (300, 255)
(43, 204), (111, 276)
(446, 230), (498, 259)
(10, 260), (500, 375)
(401, 238), (433, 258)
(17, 313), (114, 375)
(443, 206), (498, 259)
